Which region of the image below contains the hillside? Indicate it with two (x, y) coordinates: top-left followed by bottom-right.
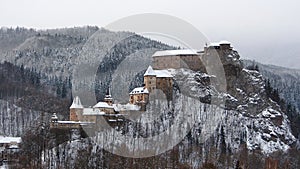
(0, 61), (73, 135)
(0, 27), (299, 168)
(42, 46), (298, 168)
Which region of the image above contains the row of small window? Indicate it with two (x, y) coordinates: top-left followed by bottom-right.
(132, 89), (147, 93)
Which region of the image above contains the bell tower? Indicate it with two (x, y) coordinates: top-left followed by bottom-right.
(104, 88), (113, 106)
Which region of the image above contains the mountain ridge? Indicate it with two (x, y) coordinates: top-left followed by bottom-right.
(0, 26), (299, 168)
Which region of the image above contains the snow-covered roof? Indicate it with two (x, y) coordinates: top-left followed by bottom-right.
(51, 113), (58, 120)
(129, 87), (149, 95)
(208, 40), (231, 47)
(144, 66), (173, 78)
(104, 97), (113, 101)
(152, 49), (198, 57)
(144, 66), (156, 76)
(57, 121), (82, 124)
(209, 42), (221, 47)
(154, 69), (173, 78)
(219, 40), (231, 44)
(113, 103), (140, 111)
(82, 108), (106, 115)
(93, 102), (114, 109)
(70, 96), (84, 109)
(9, 145), (19, 149)
(0, 136), (22, 144)
(103, 114), (127, 117)
(56, 121), (94, 125)
(107, 119), (124, 122)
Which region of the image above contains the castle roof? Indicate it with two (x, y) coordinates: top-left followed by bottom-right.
(70, 96), (84, 109)
(144, 66), (156, 76)
(152, 49), (198, 57)
(208, 40), (231, 47)
(93, 102), (114, 109)
(129, 87), (149, 95)
(56, 121), (92, 124)
(219, 40), (231, 44)
(82, 108), (106, 115)
(154, 69), (173, 78)
(144, 66), (173, 78)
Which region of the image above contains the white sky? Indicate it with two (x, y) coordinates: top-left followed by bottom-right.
(0, 0), (299, 68)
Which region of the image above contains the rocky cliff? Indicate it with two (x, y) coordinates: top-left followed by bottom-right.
(0, 27), (299, 168)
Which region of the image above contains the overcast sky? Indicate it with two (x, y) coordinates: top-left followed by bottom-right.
(0, 0), (299, 69)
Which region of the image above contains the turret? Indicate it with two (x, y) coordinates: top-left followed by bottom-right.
(144, 66), (157, 93)
(70, 96), (84, 121)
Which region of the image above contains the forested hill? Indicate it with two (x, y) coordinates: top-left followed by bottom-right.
(0, 61), (71, 116)
(0, 26), (300, 168)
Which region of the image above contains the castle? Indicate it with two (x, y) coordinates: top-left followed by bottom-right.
(129, 65), (173, 106)
(50, 65), (174, 129)
(50, 41), (233, 129)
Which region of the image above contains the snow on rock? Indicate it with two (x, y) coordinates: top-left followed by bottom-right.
(171, 67), (296, 155)
(260, 107), (282, 118)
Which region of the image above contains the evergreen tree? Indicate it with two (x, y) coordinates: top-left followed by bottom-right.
(61, 83), (67, 98)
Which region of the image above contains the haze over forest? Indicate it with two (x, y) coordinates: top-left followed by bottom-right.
(0, 0), (299, 69)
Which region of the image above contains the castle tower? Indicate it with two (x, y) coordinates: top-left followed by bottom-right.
(144, 66), (157, 93)
(219, 41), (232, 51)
(129, 86), (149, 111)
(70, 96), (84, 121)
(104, 88), (113, 106)
(219, 41), (232, 56)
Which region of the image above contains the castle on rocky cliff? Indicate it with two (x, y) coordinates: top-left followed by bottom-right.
(50, 41), (234, 129)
